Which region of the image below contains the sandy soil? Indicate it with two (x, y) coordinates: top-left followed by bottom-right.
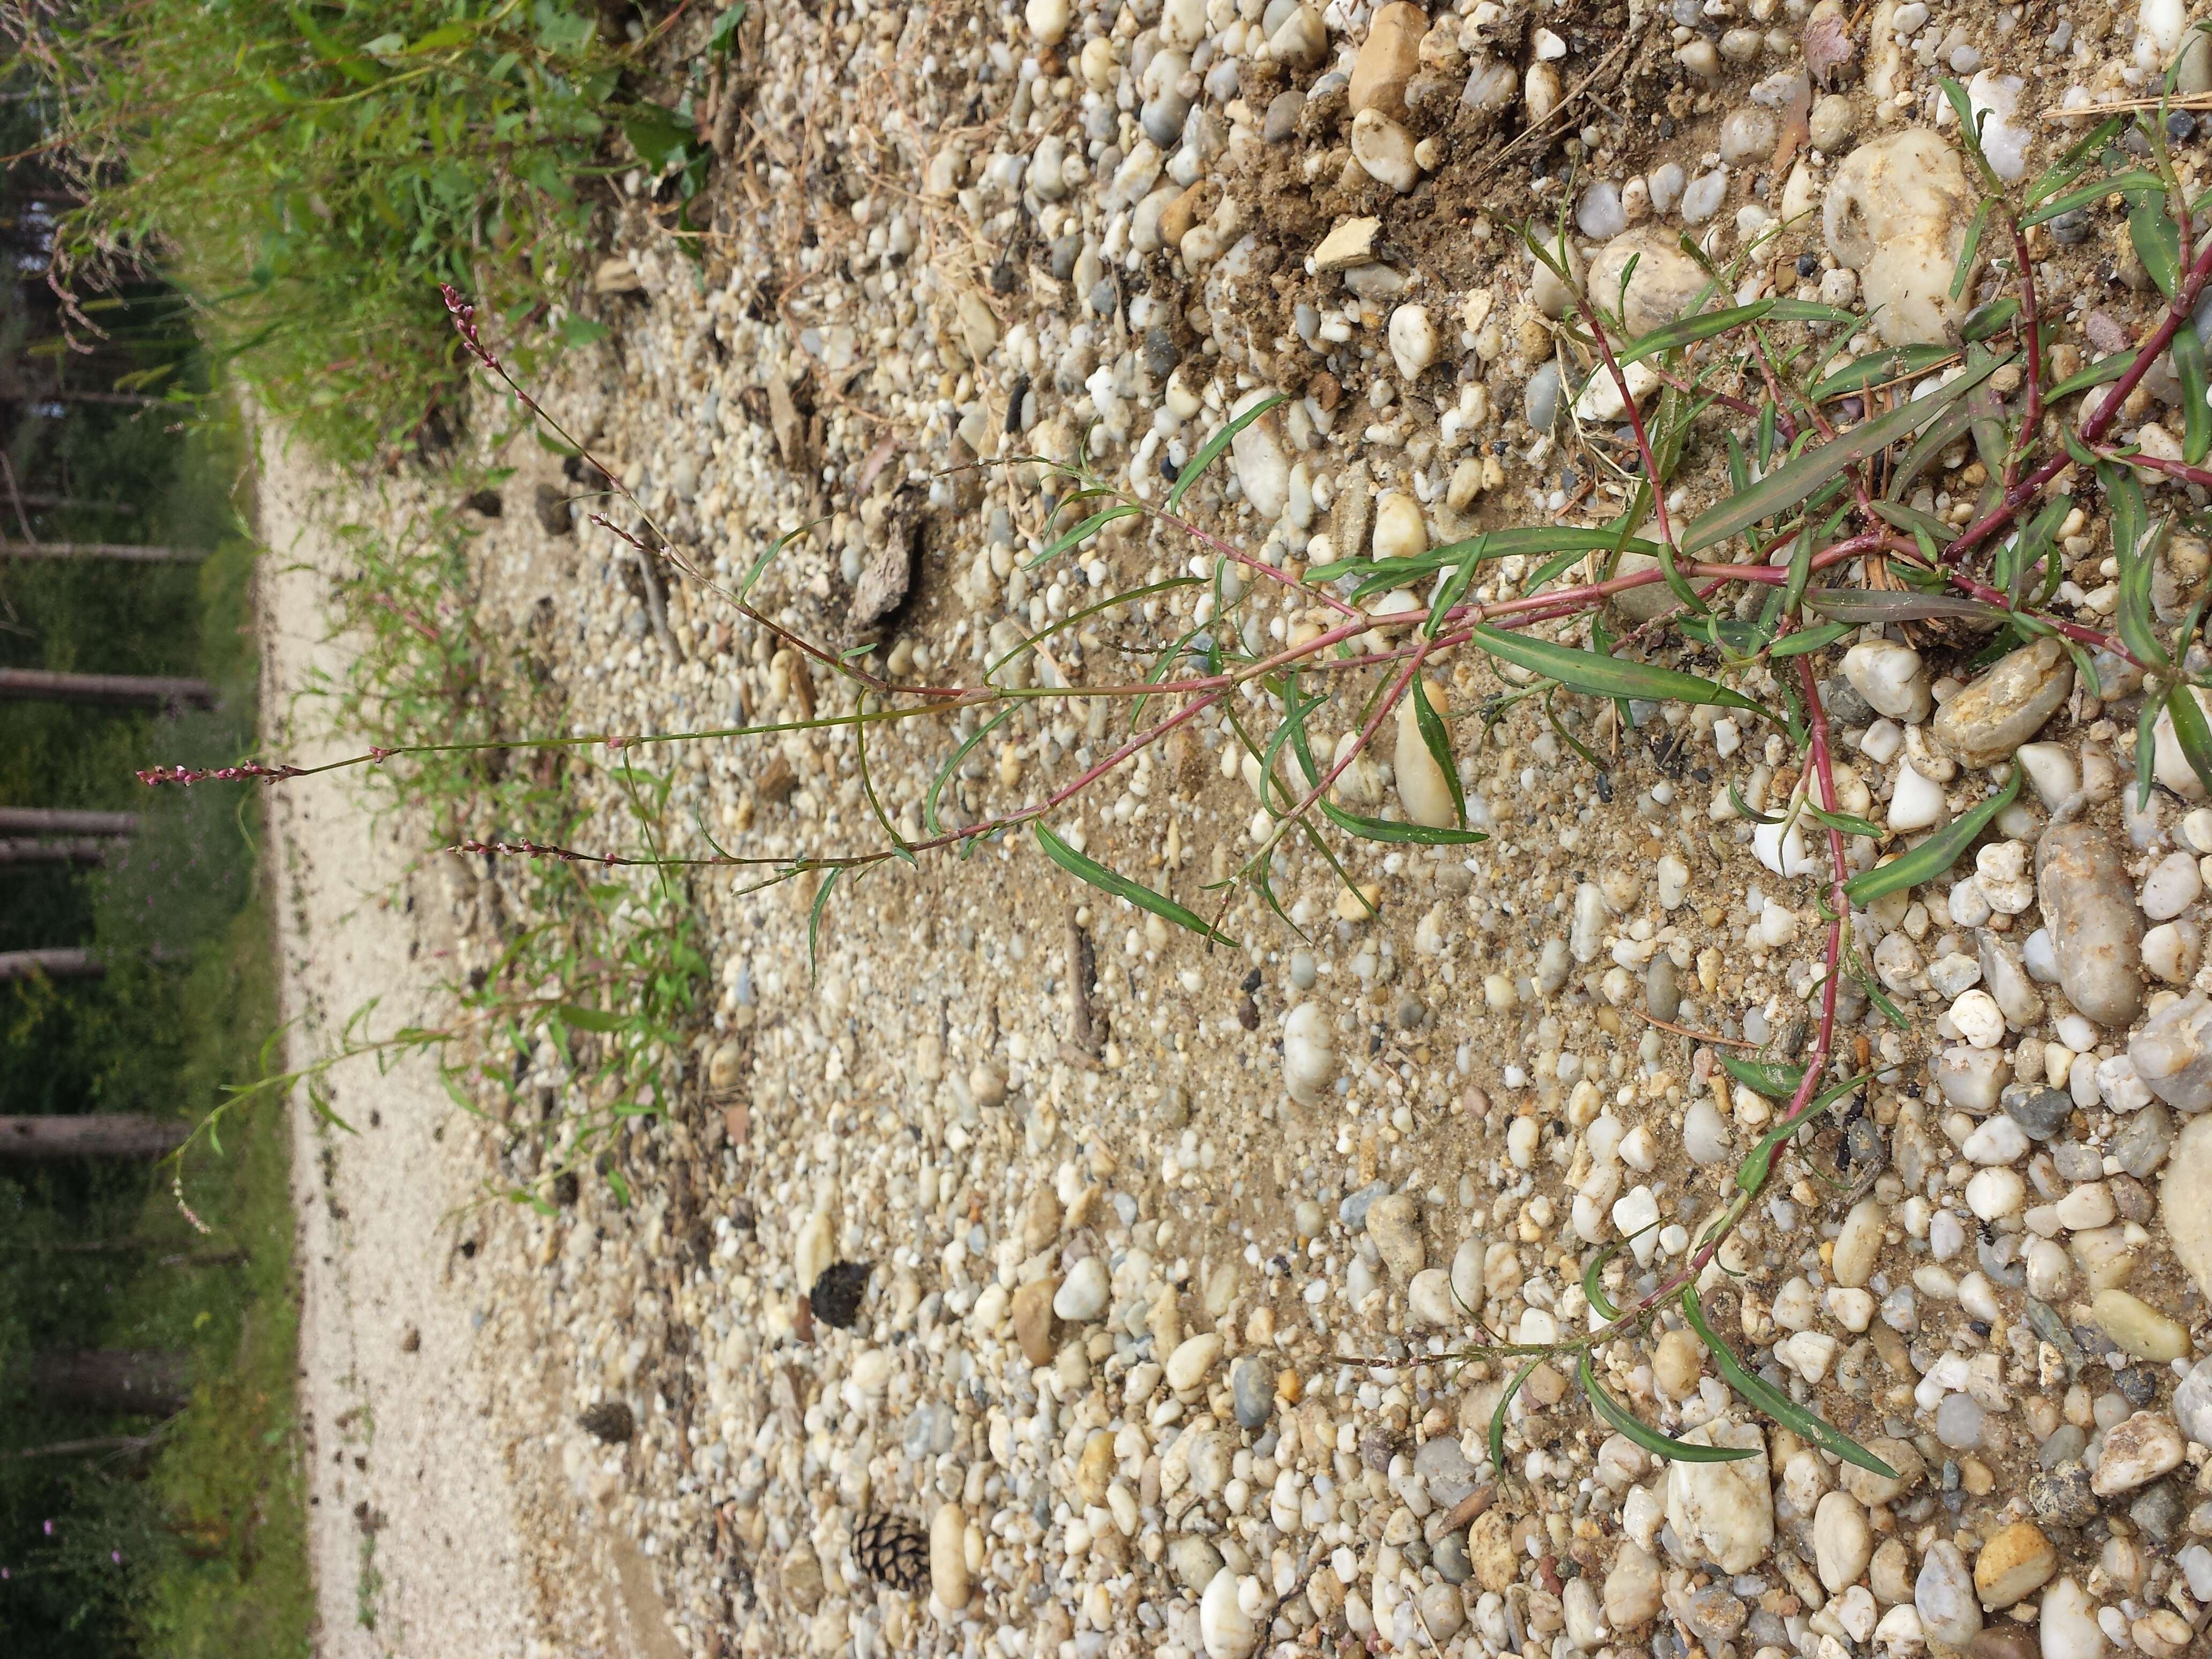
(257, 433), (682, 1658)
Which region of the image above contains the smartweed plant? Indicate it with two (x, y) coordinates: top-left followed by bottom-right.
(156, 60), (2212, 1469)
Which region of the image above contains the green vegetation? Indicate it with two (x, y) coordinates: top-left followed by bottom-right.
(1, 372), (309, 1652)
(35, 0), (690, 464)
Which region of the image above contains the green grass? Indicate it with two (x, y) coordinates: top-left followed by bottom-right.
(116, 891), (311, 1659)
(0, 397), (309, 1655)
(38, 0), (663, 464)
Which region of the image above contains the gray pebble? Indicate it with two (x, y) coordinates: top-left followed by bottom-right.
(1050, 234), (1081, 281)
(1340, 1179), (1391, 1231)
(2052, 1140), (2103, 1182)
(2039, 1424), (2087, 1468)
(1142, 91), (1191, 148)
(1433, 1530), (1471, 1585)
(2112, 1100), (2175, 1177)
(2049, 208), (2091, 244)
(2116, 1365), (2159, 1408)
(1143, 324), (1179, 380)
(1822, 674), (1873, 727)
(1414, 1434), (1478, 1509)
(2129, 1481), (2184, 1542)
(1231, 1356), (1273, 1430)
(1524, 362), (1562, 431)
(2002, 1086), (2072, 1141)
(1934, 1394), (1984, 1451)
(1645, 955), (1680, 1022)
(1265, 90), (1305, 144)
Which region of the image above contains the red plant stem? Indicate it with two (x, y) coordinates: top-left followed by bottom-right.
(2107, 447), (2212, 489)
(1154, 507), (1364, 621)
(2085, 223), (2212, 440)
(1572, 290), (1680, 551)
(1948, 226), (2212, 571)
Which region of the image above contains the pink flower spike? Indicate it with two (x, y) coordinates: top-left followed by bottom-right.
(439, 282), (500, 372)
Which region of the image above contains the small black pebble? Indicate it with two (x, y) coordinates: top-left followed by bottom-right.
(1242, 968), (1263, 993)
(552, 1170), (580, 1208)
(579, 1400), (634, 1444)
(2169, 111), (2198, 141)
(809, 1260), (872, 1329)
(1159, 447), (1182, 481)
(465, 488), (504, 517)
(1796, 253), (1820, 280)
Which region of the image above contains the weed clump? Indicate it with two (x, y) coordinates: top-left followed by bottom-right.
(156, 62), (2212, 1473)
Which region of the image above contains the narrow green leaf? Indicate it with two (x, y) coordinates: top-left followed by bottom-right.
(1843, 766), (2022, 906)
(742, 517), (826, 601)
(807, 867), (841, 974)
(2024, 115), (2126, 206)
(1768, 621), (1853, 659)
(2047, 349), (2136, 403)
(2177, 327), (2212, 466)
(1410, 676), (1466, 828)
(2021, 169), (2166, 226)
(1682, 352), (2007, 555)
(1312, 524), (1658, 588)
(2136, 693), (2163, 812)
(1318, 800), (1488, 846)
(1034, 821), (1237, 946)
(1885, 392), (1984, 502)
(1804, 589), (2012, 626)
(1680, 1283), (1897, 1477)
(1720, 1053), (1803, 1099)
(1782, 520), (1814, 619)
(1949, 198), (1991, 301)
(1582, 1243), (1625, 1321)
(1616, 300), (1777, 367)
(1490, 1357), (1543, 1471)
(1732, 1071), (1873, 1194)
(1962, 296), (2022, 342)
(2103, 459), (2168, 669)
(1425, 536), (1488, 636)
(557, 1003), (627, 1033)
(1170, 393), (1284, 513)
(1806, 802), (1886, 839)
(1727, 779), (1783, 824)
(1579, 1354), (1758, 1463)
(922, 706), (1015, 837)
(1026, 503), (1142, 569)
(2167, 683), (2212, 800)
(1467, 623), (1765, 715)
(2012, 494), (2074, 608)
(1807, 345), (1955, 402)
(2131, 196), (2183, 296)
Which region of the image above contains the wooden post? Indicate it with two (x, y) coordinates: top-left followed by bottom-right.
(0, 948), (102, 982)
(0, 1115), (188, 1160)
(31, 1349), (189, 1417)
(0, 541), (205, 562)
(0, 668), (215, 708)
(0, 808), (138, 836)
(0, 837), (112, 864)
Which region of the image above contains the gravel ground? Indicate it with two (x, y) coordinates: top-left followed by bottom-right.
(279, 1), (2212, 1656)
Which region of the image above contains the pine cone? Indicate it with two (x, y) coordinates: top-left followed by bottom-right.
(853, 1511), (928, 1594)
(809, 1260), (872, 1330)
(578, 1400), (635, 1444)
